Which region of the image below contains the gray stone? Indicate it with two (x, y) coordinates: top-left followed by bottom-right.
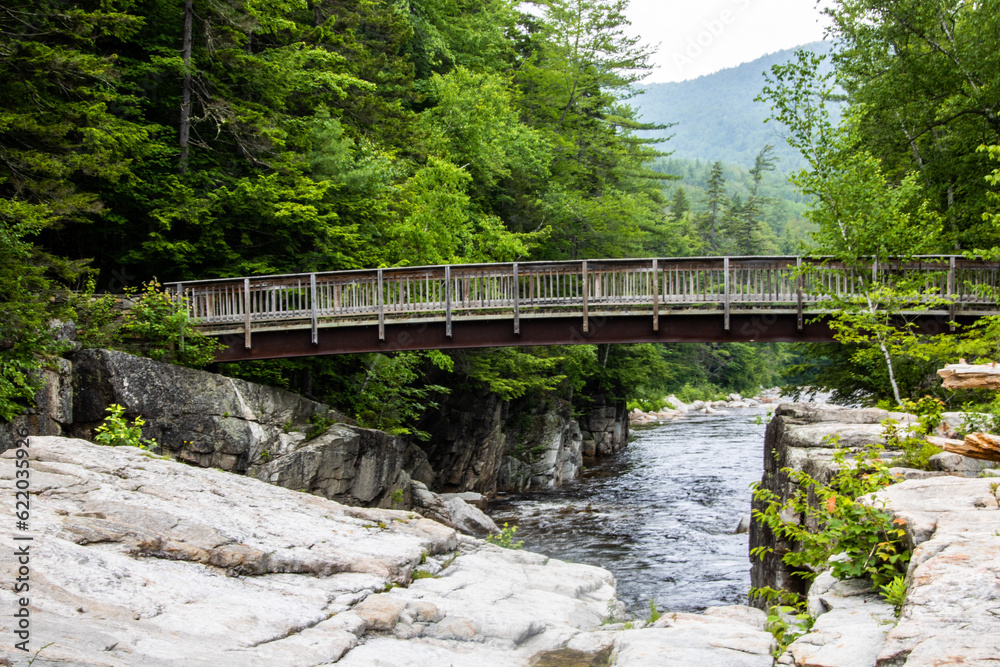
(702, 605), (768, 631)
(252, 423), (411, 508)
(786, 571), (895, 667)
(928, 451), (999, 474)
(0, 357), (73, 452)
(611, 614), (775, 666)
(443, 496), (499, 536)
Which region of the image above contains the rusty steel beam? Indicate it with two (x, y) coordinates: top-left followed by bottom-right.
(211, 312), (968, 363)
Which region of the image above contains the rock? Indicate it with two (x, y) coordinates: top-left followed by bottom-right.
(69, 348), (348, 473)
(751, 403), (918, 603)
(785, 571), (895, 666)
(578, 394), (629, 457)
(0, 357), (73, 451)
(865, 477), (1000, 665)
(929, 450), (1000, 474)
(252, 423), (411, 508)
(0, 436), (622, 666)
(663, 395), (689, 411)
(410, 481), (455, 528)
(418, 393), (590, 494)
(702, 605), (768, 631)
(443, 496), (499, 536)
(728, 393), (743, 402)
(733, 514), (751, 534)
(440, 491), (487, 511)
(610, 613), (775, 666)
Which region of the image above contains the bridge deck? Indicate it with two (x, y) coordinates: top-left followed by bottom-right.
(165, 256), (1000, 361)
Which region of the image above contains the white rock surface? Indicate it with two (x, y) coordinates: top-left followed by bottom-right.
(0, 437), (611, 665)
(610, 612), (775, 666)
(787, 572), (895, 667)
(871, 477), (1000, 666)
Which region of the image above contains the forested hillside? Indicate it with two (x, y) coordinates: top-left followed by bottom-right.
(0, 0), (776, 429)
(635, 42), (836, 169)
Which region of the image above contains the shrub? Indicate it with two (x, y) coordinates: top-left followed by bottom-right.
(751, 441), (910, 604)
(487, 522), (524, 549)
(93, 404), (157, 450)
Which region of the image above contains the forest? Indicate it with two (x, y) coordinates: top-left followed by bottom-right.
(3, 0), (1000, 430)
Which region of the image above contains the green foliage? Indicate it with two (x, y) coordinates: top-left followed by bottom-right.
(354, 351), (452, 438)
(308, 412), (338, 438)
(881, 417), (942, 471)
(646, 598), (661, 624)
(880, 575), (907, 616)
(75, 280), (222, 368)
(93, 404), (157, 450)
(486, 522), (524, 549)
(751, 440), (910, 602)
(765, 605), (814, 657)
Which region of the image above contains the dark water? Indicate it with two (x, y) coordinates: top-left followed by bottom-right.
(489, 408), (768, 617)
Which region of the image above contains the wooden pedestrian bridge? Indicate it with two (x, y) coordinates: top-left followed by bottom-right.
(164, 256), (1000, 362)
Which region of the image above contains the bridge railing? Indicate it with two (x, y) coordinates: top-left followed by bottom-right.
(165, 256), (999, 344)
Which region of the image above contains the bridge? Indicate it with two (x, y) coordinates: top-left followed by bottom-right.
(165, 256), (1000, 362)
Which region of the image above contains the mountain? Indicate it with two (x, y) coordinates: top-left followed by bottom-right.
(634, 42), (836, 171)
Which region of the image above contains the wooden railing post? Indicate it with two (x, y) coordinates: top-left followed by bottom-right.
(175, 282), (186, 348)
(949, 255), (957, 330)
(445, 265), (452, 338)
(652, 258), (659, 332)
(377, 269), (385, 341)
(796, 257), (803, 332)
(310, 273), (318, 345)
(243, 277), (252, 349)
(513, 263), (520, 335)
(723, 257), (730, 332)
(582, 260), (589, 333)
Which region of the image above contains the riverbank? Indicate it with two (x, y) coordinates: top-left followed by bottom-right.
(755, 403), (1000, 666)
(0, 436), (776, 666)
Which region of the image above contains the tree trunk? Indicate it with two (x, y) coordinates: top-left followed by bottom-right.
(179, 0), (193, 174)
(926, 434), (1000, 462)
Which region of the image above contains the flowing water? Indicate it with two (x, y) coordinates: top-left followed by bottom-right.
(489, 407), (769, 617)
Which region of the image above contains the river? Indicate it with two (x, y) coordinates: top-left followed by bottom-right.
(489, 407), (769, 618)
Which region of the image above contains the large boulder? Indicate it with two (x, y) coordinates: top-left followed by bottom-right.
(69, 348), (336, 473)
(251, 423), (412, 509)
(0, 358), (73, 452)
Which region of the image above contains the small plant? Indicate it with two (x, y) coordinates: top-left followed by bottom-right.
(411, 570), (435, 580)
(93, 404), (157, 450)
(882, 418), (941, 470)
(765, 605), (813, 657)
(647, 598), (661, 624)
(487, 522), (524, 549)
(390, 488), (405, 506)
(880, 575), (907, 616)
(308, 412), (337, 438)
(622, 621), (634, 630)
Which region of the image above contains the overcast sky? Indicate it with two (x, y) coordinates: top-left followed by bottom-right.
(625, 0), (832, 83)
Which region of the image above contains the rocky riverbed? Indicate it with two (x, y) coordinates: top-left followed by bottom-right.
(0, 436), (776, 666)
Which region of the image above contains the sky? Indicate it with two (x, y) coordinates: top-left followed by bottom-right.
(625, 0), (833, 83)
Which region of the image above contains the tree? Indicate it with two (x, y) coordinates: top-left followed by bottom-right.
(760, 50), (946, 405)
(824, 0), (1000, 250)
(700, 161), (727, 253)
(725, 145), (777, 255)
(670, 187), (690, 221)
